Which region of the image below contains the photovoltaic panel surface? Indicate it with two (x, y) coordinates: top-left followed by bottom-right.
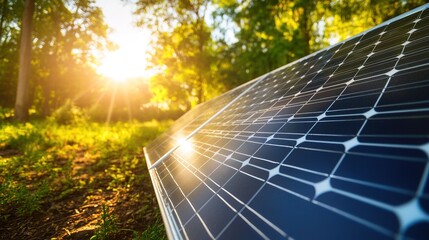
(144, 4), (429, 240)
(145, 78), (261, 165)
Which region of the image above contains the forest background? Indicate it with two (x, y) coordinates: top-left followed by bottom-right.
(1, 0), (428, 122)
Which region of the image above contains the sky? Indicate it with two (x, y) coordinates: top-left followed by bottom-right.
(95, 0), (152, 82)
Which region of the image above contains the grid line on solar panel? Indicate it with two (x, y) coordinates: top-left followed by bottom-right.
(145, 77), (259, 165)
(147, 75), (271, 169)
(157, 146), (284, 239)
(146, 4), (429, 240)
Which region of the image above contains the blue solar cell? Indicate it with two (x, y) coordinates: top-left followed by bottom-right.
(317, 192), (400, 232)
(253, 144), (292, 163)
(184, 216), (212, 239)
(198, 195), (236, 237)
(335, 154), (424, 191)
(223, 172), (264, 203)
(249, 185), (391, 240)
(284, 148), (342, 174)
(330, 178), (414, 205)
(405, 222), (429, 239)
(268, 175), (315, 198)
(218, 216), (265, 240)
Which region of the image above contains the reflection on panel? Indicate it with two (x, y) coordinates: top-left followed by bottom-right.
(146, 4), (429, 240)
(145, 79), (258, 165)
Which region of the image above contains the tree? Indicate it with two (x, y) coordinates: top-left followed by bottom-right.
(0, 0), (109, 118)
(0, 0), (22, 108)
(31, 0), (109, 115)
(135, 0), (221, 110)
(14, 0), (34, 121)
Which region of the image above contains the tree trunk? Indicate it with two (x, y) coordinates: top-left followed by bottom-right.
(0, 0), (8, 44)
(14, 0), (35, 121)
(301, 6), (311, 56)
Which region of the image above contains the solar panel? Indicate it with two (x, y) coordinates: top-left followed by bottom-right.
(144, 4), (429, 240)
(145, 77), (263, 166)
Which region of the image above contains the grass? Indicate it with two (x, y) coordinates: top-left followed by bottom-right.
(0, 119), (171, 239)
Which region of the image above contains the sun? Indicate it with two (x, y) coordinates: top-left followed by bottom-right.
(95, 1), (159, 83)
(97, 30), (154, 83)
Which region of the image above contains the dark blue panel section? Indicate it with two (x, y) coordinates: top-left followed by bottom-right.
(309, 116), (365, 141)
(257, 122), (284, 133)
(198, 195), (236, 237)
(236, 141), (262, 155)
(240, 207), (286, 239)
(331, 178), (413, 205)
(184, 215), (212, 239)
(253, 144), (292, 163)
(404, 222), (429, 240)
(349, 145), (427, 161)
(223, 172), (264, 203)
(188, 183), (215, 211)
(269, 175), (315, 198)
(241, 165), (269, 180)
(176, 199), (195, 225)
(280, 165), (327, 182)
(335, 153), (424, 191)
(209, 165), (237, 186)
(249, 157), (278, 170)
(278, 120), (315, 134)
(169, 187), (185, 207)
(218, 216), (264, 240)
(284, 148), (342, 174)
(249, 185), (391, 239)
(359, 112), (429, 145)
(317, 192), (400, 232)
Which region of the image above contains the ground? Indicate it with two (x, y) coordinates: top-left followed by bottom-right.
(0, 120), (171, 239)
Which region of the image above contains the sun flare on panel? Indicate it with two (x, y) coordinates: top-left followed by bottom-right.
(177, 137), (193, 154)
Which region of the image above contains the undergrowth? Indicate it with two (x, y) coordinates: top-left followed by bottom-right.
(0, 119), (171, 239)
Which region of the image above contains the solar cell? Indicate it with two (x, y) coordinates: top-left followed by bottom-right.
(144, 4), (429, 240)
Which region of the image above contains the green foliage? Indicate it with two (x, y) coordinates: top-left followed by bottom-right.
(91, 205), (118, 240)
(0, 106), (14, 120)
(0, 120), (170, 238)
(0, 0), (110, 115)
(49, 100), (88, 125)
(133, 221), (168, 240)
(0, 178), (49, 218)
(136, 0), (224, 110)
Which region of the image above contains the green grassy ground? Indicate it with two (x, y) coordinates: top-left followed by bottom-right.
(0, 119), (171, 239)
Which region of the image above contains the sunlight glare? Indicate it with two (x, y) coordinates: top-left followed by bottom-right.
(178, 138), (193, 153)
(97, 31), (153, 83)
(95, 0), (155, 83)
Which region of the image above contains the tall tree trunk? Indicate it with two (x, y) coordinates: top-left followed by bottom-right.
(0, 0), (8, 44)
(14, 0), (35, 121)
(301, 4), (311, 56)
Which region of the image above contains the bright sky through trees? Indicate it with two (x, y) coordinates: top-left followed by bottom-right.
(1, 0), (425, 121)
(95, 0), (153, 83)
